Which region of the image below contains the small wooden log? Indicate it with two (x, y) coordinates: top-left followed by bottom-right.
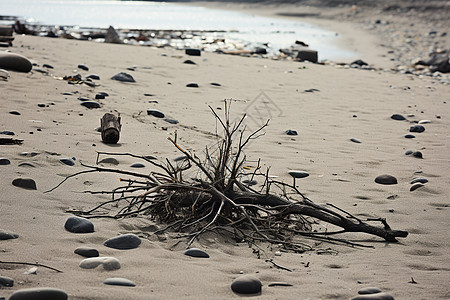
(101, 113), (121, 144)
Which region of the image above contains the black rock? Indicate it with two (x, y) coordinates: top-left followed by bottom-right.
(0, 276), (14, 287)
(37, 103), (46, 107)
(104, 233), (142, 250)
(351, 59), (368, 66)
(374, 174), (398, 185)
(0, 130), (15, 135)
(104, 278), (136, 287)
(288, 170), (309, 178)
(86, 74), (100, 80)
(185, 48), (201, 56)
(297, 49), (318, 63)
(410, 125), (425, 133)
(74, 246), (99, 258)
(391, 114), (406, 120)
(147, 109), (165, 118)
(350, 138), (361, 143)
(0, 229), (19, 240)
(231, 275), (262, 294)
(130, 162), (145, 168)
(43, 64), (54, 69)
(9, 287), (68, 300)
(183, 60), (196, 65)
(412, 151), (423, 158)
(358, 287), (383, 295)
(95, 93), (106, 99)
(210, 82), (222, 86)
(12, 178), (37, 190)
(78, 64), (89, 71)
(81, 101), (101, 109)
(184, 248), (209, 258)
(0, 158), (11, 165)
(9, 110), (21, 115)
(77, 97), (89, 101)
(164, 118), (179, 124)
(60, 158), (75, 166)
(186, 83), (199, 88)
(410, 183), (424, 192)
(252, 47), (267, 55)
(285, 130), (298, 136)
(64, 216), (94, 233)
(405, 134), (416, 139)
(405, 150), (413, 155)
(111, 72), (135, 82)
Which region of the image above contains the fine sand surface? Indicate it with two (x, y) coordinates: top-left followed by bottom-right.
(1, 6), (450, 300)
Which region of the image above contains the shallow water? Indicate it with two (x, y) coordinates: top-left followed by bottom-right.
(0, 0), (357, 60)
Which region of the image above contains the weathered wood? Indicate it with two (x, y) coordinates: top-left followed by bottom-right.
(101, 113), (121, 144)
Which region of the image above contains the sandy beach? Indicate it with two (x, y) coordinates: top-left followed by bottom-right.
(1, 1), (450, 299)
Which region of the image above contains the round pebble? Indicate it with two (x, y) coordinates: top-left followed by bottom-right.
(285, 129), (298, 135)
(130, 162), (145, 168)
(95, 93), (105, 99)
(374, 175), (398, 185)
(74, 246), (99, 258)
(104, 233), (141, 250)
(390, 114), (406, 120)
(79, 257), (121, 270)
(9, 287), (68, 300)
(87, 74), (100, 80)
(81, 101), (101, 109)
(410, 125), (425, 133)
(410, 177), (428, 184)
(0, 275), (14, 287)
(147, 109), (165, 118)
(12, 178), (37, 190)
(405, 134), (416, 139)
(231, 275), (262, 294)
(410, 183), (424, 192)
(412, 151), (423, 158)
(78, 64), (89, 71)
(104, 277), (136, 287)
(98, 157), (119, 165)
(288, 170), (310, 178)
(184, 248), (209, 258)
(358, 287), (383, 294)
(0, 158), (11, 165)
(111, 72), (135, 82)
(64, 216), (94, 233)
(404, 150), (413, 155)
(0, 229), (19, 240)
(164, 118), (179, 124)
(350, 292), (394, 300)
(186, 83), (199, 88)
(60, 158), (75, 166)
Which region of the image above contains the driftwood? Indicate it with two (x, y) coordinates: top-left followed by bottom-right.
(101, 113), (121, 144)
(49, 101), (407, 254)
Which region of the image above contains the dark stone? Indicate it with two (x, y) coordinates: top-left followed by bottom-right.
(185, 48), (201, 56)
(104, 233), (141, 250)
(78, 64), (89, 71)
(77, 97), (89, 101)
(405, 134), (416, 138)
(351, 59), (368, 66)
(95, 93), (106, 99)
(358, 287), (383, 295)
(130, 163), (145, 168)
(242, 179), (258, 186)
(350, 138), (361, 143)
(210, 82), (222, 86)
(285, 130), (298, 136)
(252, 47), (267, 55)
(9, 110), (21, 115)
(147, 109), (165, 118)
(164, 118), (179, 124)
(0, 229), (19, 240)
(297, 48), (318, 63)
(410, 125), (425, 133)
(98, 157), (119, 165)
(0, 158), (11, 165)
(411, 177), (428, 184)
(231, 275), (262, 294)
(12, 178), (37, 190)
(183, 60), (196, 65)
(410, 183), (424, 191)
(9, 287), (68, 300)
(184, 248), (209, 258)
(0, 52), (33, 72)
(81, 101), (101, 109)
(86, 74), (100, 80)
(412, 151), (423, 158)
(111, 72), (135, 82)
(74, 246), (99, 258)
(64, 216), (94, 233)
(0, 276), (14, 287)
(391, 114), (406, 120)
(374, 175), (398, 185)
(0, 130), (15, 135)
(268, 282), (293, 287)
(104, 277), (136, 287)
(43, 64), (54, 69)
(37, 103), (46, 107)
(186, 83), (199, 88)
(60, 158), (75, 166)
(288, 170), (309, 178)
(405, 150), (413, 155)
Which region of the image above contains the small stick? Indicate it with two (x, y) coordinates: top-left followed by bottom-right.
(0, 260), (63, 273)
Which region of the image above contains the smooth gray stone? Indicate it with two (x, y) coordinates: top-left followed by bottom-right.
(391, 114), (406, 121)
(374, 175), (398, 185)
(104, 277), (136, 287)
(0, 229), (19, 240)
(130, 163), (145, 168)
(231, 275), (262, 294)
(74, 246), (99, 258)
(81, 101), (101, 109)
(350, 292), (394, 300)
(104, 233), (141, 250)
(184, 248), (209, 258)
(410, 125), (425, 133)
(147, 109), (165, 118)
(411, 177), (428, 184)
(12, 178), (37, 190)
(64, 216), (94, 233)
(0, 52), (32, 72)
(164, 118), (179, 124)
(98, 157), (119, 165)
(0, 275), (13, 287)
(410, 183), (424, 192)
(0, 158), (11, 165)
(404, 150), (413, 155)
(358, 287), (383, 294)
(79, 257), (121, 270)
(60, 158), (75, 166)
(288, 170), (309, 178)
(111, 72), (135, 82)
(9, 287), (68, 300)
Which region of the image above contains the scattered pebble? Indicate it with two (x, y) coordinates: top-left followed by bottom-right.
(186, 83), (199, 88)
(410, 177), (428, 184)
(0, 158), (11, 165)
(79, 257), (121, 270)
(164, 118), (179, 124)
(185, 48), (201, 56)
(404, 150), (413, 155)
(210, 82), (222, 86)
(104, 233), (142, 250)
(183, 59), (196, 65)
(78, 64), (89, 71)
(95, 93), (106, 99)
(350, 292), (394, 300)
(64, 216), (94, 233)
(12, 178), (37, 190)
(104, 277), (136, 287)
(231, 275), (262, 294)
(0, 130), (15, 135)
(43, 64), (53, 69)
(350, 138), (362, 143)
(9, 287), (68, 300)
(9, 110), (21, 115)
(184, 248), (210, 258)
(0, 229), (19, 240)
(111, 72), (135, 82)
(86, 74), (100, 80)
(81, 101), (101, 109)
(268, 282), (293, 287)
(410, 183), (424, 192)
(410, 125), (425, 133)
(130, 162), (145, 168)
(98, 157), (119, 165)
(374, 175), (398, 185)
(288, 170), (309, 178)
(60, 158), (75, 166)
(74, 246), (99, 258)
(412, 151), (423, 159)
(285, 129), (298, 135)
(147, 109), (165, 118)
(391, 114), (406, 121)
(404, 134), (415, 139)
(0, 276), (14, 287)
(358, 287), (383, 294)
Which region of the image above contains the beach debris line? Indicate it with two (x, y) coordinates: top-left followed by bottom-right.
(48, 101), (408, 255)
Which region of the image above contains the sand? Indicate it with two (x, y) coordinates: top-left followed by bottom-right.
(1, 2), (450, 299)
